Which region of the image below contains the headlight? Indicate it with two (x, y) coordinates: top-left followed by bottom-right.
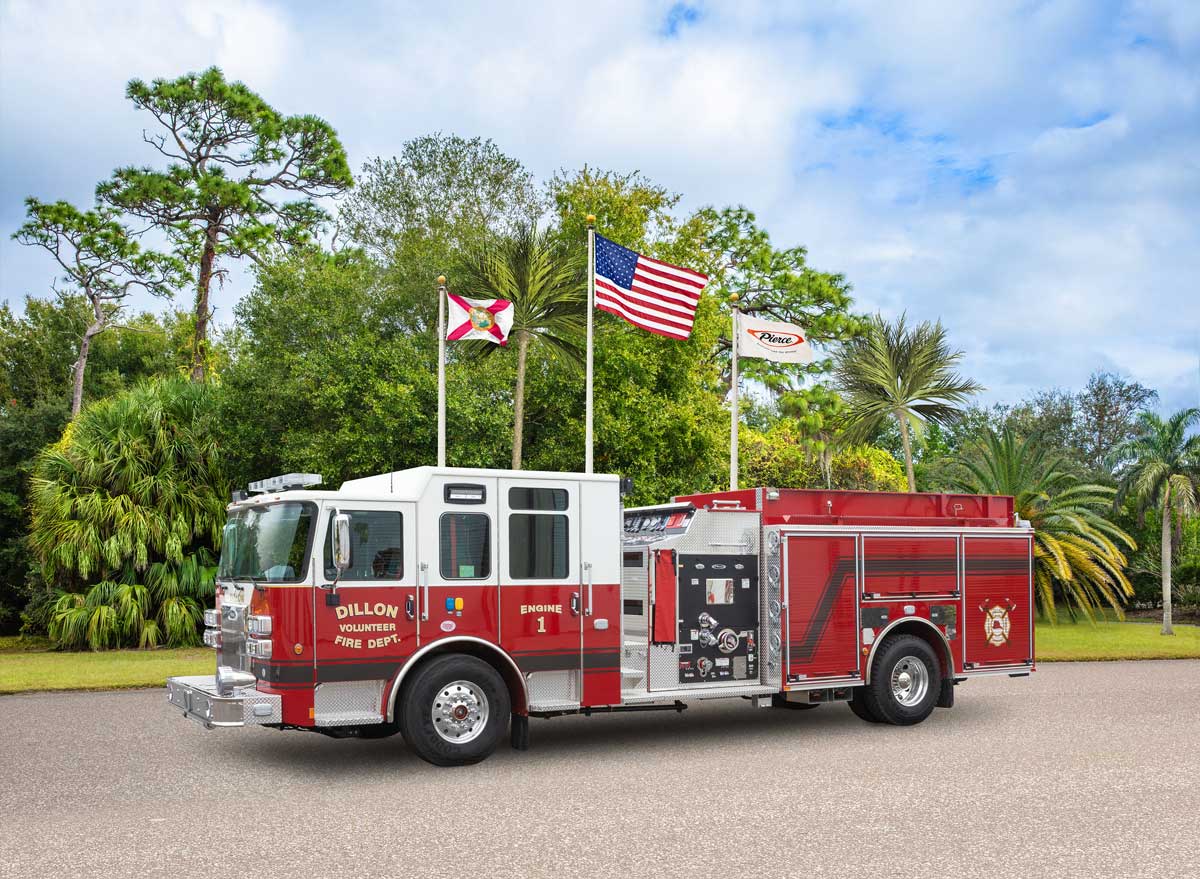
(203, 608), (220, 629)
(245, 639), (273, 659)
(247, 615), (273, 637)
(203, 628), (222, 648)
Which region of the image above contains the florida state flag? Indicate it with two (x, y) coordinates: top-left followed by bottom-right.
(446, 295), (514, 345)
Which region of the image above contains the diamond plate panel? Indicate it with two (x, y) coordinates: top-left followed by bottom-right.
(313, 679), (385, 726)
(527, 670), (580, 711)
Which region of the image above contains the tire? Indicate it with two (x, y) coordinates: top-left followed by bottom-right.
(772, 693), (820, 710)
(862, 634), (941, 726)
(847, 688), (883, 723)
(399, 654), (510, 766)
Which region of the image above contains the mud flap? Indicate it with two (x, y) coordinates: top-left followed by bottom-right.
(936, 676), (955, 709)
(510, 713), (530, 751)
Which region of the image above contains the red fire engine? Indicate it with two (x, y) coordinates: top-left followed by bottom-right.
(167, 467), (1034, 766)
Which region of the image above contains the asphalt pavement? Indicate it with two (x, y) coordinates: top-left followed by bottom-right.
(1, 660), (1197, 879)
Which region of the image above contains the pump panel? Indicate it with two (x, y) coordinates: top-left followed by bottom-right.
(675, 553), (759, 684)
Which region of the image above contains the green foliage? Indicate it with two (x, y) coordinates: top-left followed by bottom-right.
(27, 377), (226, 648)
(0, 298), (186, 635)
(836, 312), (983, 491)
(455, 224), (586, 468)
(12, 199), (182, 305)
(343, 134), (544, 260)
(1112, 409), (1200, 633)
(97, 66), (353, 379)
(12, 198), (184, 414)
(738, 420), (905, 492)
(951, 428), (1135, 622)
(699, 206), (863, 393)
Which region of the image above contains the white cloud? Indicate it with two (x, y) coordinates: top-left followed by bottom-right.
(1, 0), (1196, 411)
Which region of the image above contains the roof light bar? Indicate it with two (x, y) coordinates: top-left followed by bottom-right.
(247, 473), (323, 494)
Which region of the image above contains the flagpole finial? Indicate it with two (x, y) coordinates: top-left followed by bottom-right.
(437, 275), (446, 286)
(585, 214), (595, 226)
(729, 293), (740, 304)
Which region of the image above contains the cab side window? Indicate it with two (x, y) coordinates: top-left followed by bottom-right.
(440, 513), (491, 579)
(508, 486), (569, 580)
(324, 511), (404, 581)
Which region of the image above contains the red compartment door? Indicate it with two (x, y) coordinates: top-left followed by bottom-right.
(963, 536), (1033, 669)
(785, 535), (860, 682)
(863, 536), (959, 598)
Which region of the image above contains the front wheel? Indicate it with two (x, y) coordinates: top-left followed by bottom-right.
(861, 634), (940, 726)
(399, 655), (510, 766)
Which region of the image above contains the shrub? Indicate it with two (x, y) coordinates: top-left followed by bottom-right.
(27, 376), (226, 648)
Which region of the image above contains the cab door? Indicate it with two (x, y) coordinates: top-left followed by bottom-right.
(313, 502), (417, 690)
(499, 478), (583, 710)
(415, 477), (500, 650)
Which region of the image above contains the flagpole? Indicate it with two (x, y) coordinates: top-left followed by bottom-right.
(730, 295), (739, 491)
(585, 214), (596, 474)
(437, 275), (447, 468)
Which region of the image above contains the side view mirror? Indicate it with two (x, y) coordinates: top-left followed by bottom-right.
(332, 512), (351, 574)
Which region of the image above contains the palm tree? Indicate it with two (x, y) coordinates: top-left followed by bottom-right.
(834, 313), (982, 491)
(28, 376), (226, 648)
(456, 225), (585, 469)
(1112, 409), (1200, 635)
(952, 427), (1135, 623)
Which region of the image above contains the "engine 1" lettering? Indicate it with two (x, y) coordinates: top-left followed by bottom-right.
(520, 604), (562, 614)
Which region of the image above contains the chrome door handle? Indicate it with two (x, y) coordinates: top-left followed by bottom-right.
(419, 563), (429, 621)
(405, 595), (415, 621)
(583, 562), (593, 617)
(570, 593), (580, 616)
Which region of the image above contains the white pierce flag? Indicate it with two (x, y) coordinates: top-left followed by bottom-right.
(736, 313), (815, 363)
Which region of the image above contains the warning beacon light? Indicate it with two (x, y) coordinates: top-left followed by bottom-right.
(247, 473), (323, 494)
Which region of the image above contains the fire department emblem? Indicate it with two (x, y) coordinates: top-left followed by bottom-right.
(468, 306), (496, 331)
(982, 602), (1012, 647)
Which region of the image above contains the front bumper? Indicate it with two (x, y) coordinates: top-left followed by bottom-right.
(166, 675), (282, 729)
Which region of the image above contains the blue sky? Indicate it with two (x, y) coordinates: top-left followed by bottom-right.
(1, 0), (1197, 411)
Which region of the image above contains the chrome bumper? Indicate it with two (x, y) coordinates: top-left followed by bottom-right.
(166, 675), (281, 729)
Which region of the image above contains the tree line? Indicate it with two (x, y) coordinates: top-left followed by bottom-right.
(2, 67), (1196, 648)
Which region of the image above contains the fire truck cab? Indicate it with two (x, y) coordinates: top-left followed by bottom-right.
(167, 467), (1034, 766)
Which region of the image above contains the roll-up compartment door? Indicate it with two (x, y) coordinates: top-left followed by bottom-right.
(652, 549), (677, 645)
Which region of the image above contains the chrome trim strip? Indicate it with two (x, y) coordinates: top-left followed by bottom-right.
(384, 636), (529, 723)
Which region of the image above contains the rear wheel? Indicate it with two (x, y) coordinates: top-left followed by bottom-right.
(399, 654), (510, 766)
(848, 689), (883, 723)
(862, 634), (940, 726)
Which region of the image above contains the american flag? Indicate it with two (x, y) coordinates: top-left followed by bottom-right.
(593, 234), (708, 340)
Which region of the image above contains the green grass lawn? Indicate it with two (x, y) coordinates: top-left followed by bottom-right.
(1036, 619), (1200, 661)
(0, 636), (212, 694)
(2, 619), (1198, 695)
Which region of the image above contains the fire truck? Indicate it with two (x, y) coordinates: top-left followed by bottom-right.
(167, 467), (1034, 766)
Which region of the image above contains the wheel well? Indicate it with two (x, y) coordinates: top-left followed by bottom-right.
(386, 637), (528, 722)
(865, 618), (954, 685)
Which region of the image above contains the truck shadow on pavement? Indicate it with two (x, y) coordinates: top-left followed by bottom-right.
(221, 699), (977, 776)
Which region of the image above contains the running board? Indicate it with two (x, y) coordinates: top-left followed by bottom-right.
(530, 701), (687, 719)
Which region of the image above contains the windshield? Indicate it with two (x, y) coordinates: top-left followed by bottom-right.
(219, 502), (315, 583)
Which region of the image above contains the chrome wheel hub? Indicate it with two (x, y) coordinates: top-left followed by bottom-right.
(432, 680), (489, 744)
(890, 656), (930, 707)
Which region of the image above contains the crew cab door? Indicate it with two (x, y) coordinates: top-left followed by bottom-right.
(313, 501), (417, 687)
(498, 477), (583, 710)
(415, 477), (500, 650)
